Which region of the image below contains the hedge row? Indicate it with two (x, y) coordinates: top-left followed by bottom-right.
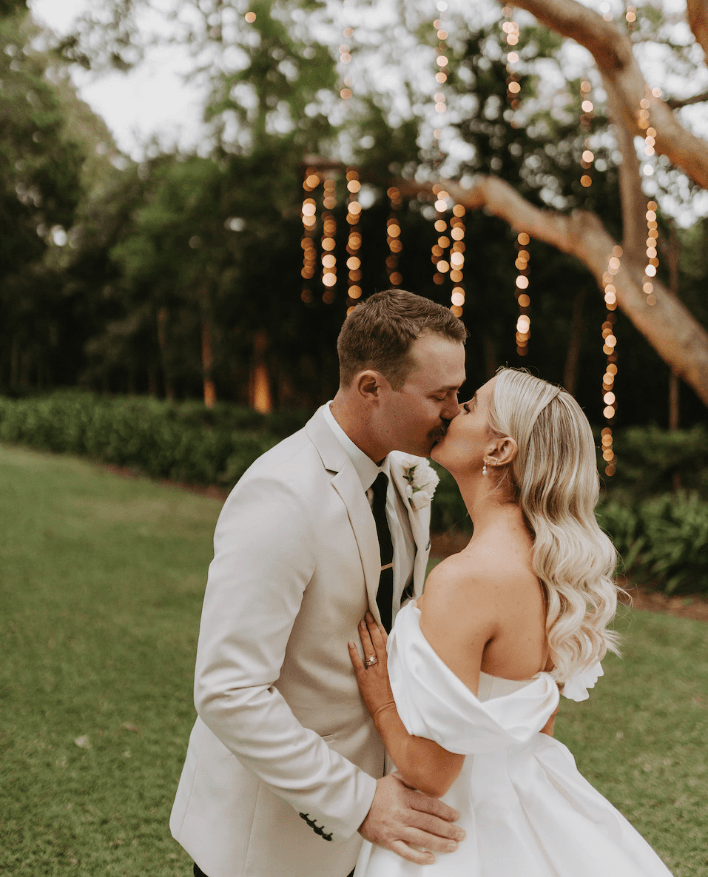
(0, 391), (300, 487)
(1, 391), (706, 594)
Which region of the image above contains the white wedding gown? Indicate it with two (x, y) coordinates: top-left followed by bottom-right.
(354, 602), (674, 877)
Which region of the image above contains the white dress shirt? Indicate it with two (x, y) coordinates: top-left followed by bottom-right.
(324, 403), (415, 623)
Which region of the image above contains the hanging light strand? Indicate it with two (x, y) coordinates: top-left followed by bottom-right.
(514, 232), (531, 355)
(502, 5), (521, 114)
(300, 169), (320, 305)
(639, 87), (663, 307)
(449, 204), (466, 317)
(345, 168), (362, 304)
(386, 187), (403, 288)
(433, 1), (449, 159)
(431, 184), (450, 291)
(339, 24), (354, 100)
(321, 178), (337, 305)
(579, 79), (594, 190)
(600, 244), (622, 477)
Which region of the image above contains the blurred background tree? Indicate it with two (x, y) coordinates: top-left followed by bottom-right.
(1, 0), (706, 428)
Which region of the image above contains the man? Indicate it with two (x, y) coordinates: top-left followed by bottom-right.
(170, 290), (468, 877)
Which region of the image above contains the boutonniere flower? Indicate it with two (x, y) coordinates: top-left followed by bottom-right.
(401, 457), (440, 510)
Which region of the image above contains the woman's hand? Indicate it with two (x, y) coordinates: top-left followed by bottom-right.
(348, 612), (396, 721)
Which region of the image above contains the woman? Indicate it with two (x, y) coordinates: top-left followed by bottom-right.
(349, 368), (673, 877)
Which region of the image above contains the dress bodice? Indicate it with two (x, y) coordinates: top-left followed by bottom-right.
(387, 602), (559, 754)
(476, 670), (539, 702)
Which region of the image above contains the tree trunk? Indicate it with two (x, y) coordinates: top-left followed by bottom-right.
(483, 336), (498, 381)
(200, 288), (217, 409)
(157, 307), (175, 402)
(512, 0), (708, 189)
(563, 287), (586, 395)
(250, 331), (273, 414)
(667, 224), (681, 435)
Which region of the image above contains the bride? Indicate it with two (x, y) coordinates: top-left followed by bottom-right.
(348, 368), (673, 877)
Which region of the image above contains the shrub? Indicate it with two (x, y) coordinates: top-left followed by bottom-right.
(598, 424), (708, 500)
(0, 392), (281, 488)
(598, 492), (708, 595)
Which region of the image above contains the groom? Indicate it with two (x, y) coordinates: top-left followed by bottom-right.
(170, 290), (468, 877)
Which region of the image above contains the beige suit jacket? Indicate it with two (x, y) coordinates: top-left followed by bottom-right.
(170, 407), (432, 877)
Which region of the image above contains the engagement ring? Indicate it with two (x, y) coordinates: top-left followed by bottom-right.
(365, 656), (378, 667)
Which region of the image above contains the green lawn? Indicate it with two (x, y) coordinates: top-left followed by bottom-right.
(1, 444), (706, 876)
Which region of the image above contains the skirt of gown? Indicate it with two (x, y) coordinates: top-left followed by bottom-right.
(354, 603), (674, 877)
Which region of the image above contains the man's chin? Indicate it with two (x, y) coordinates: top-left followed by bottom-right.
(429, 434), (446, 459)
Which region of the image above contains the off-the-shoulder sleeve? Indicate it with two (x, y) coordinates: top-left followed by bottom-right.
(387, 604), (560, 755)
(561, 661), (604, 702)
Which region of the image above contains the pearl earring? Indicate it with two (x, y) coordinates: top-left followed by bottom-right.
(482, 462), (487, 476)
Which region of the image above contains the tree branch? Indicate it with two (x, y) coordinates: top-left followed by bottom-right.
(603, 78), (646, 263)
(393, 174), (708, 407)
(687, 0), (708, 62)
(666, 88), (708, 108)
(508, 0), (708, 190)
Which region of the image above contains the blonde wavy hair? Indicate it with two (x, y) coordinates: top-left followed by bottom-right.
(489, 368), (620, 683)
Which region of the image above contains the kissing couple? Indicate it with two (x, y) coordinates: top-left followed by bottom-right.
(171, 290), (674, 877)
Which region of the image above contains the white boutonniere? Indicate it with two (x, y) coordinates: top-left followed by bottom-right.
(401, 456), (440, 511)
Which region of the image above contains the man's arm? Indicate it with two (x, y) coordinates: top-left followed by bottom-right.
(194, 474), (376, 840)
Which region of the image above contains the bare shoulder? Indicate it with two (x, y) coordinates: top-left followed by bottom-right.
(420, 552), (499, 634)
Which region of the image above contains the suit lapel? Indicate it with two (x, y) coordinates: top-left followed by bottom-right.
(305, 409), (383, 624)
(388, 455), (429, 553)
(389, 454), (432, 596)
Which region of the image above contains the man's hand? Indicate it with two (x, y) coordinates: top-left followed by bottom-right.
(358, 773), (464, 865)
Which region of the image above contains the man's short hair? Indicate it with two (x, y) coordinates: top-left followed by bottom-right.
(337, 289), (467, 390)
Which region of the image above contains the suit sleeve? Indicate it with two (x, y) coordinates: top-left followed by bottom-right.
(193, 472), (377, 841)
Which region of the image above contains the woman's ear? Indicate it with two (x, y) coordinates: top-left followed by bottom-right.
(486, 436), (518, 468)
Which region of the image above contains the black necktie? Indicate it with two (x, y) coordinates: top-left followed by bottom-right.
(371, 472), (394, 632)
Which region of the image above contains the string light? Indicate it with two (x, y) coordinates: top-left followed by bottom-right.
(244, 11), (256, 23)
(449, 204), (466, 318)
(321, 178), (337, 304)
(514, 232), (531, 355)
(386, 187), (403, 287)
(599, 1), (613, 21)
(430, 4), (464, 318)
(432, 2), (449, 163)
(502, 6), (521, 116)
(600, 244), (622, 476)
(339, 22), (361, 316)
(639, 88), (662, 307)
(300, 169), (320, 305)
(625, 4), (637, 29)
(340, 24), (353, 100)
(345, 168), (362, 304)
(431, 184), (450, 293)
(579, 79), (594, 190)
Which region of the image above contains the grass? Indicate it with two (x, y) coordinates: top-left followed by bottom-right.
(1, 444), (706, 876)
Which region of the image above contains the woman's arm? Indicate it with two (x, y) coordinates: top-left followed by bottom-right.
(348, 614), (465, 798)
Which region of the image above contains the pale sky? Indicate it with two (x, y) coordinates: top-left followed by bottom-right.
(30, 0), (209, 158)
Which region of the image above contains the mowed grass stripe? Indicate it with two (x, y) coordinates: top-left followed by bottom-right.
(1, 444), (706, 875)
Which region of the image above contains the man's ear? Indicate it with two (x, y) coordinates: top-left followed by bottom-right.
(354, 370), (385, 403)
(486, 435), (518, 468)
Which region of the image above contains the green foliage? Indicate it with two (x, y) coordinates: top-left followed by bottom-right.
(601, 424), (708, 499)
(0, 11), (87, 391)
(0, 391), (312, 487)
(599, 492), (708, 595)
